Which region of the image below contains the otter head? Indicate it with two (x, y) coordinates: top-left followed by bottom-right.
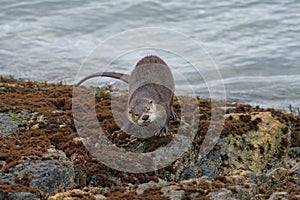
(127, 98), (157, 126)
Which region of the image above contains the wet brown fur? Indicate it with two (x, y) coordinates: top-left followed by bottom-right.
(76, 55), (176, 135)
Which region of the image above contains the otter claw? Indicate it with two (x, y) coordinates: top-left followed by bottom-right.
(158, 131), (173, 137)
(155, 126), (173, 137)
(170, 107), (177, 120)
(170, 112), (177, 120)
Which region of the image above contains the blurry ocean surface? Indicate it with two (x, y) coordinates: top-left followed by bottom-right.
(0, 0), (299, 111)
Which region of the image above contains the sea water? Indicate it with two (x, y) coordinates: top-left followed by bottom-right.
(0, 0), (299, 111)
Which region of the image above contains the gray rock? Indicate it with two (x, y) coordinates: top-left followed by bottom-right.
(289, 147), (300, 159)
(73, 165), (87, 187)
(0, 192), (39, 200)
(228, 185), (253, 200)
(161, 185), (185, 200)
(0, 110), (32, 137)
(168, 112), (292, 182)
(221, 112), (292, 174)
(268, 192), (288, 200)
(289, 162), (300, 186)
(1, 148), (76, 197)
(136, 181), (167, 195)
(28, 160), (75, 197)
(209, 188), (233, 200)
(289, 162), (300, 176)
(136, 181), (186, 200)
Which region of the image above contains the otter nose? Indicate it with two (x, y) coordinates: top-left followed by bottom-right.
(142, 115), (149, 121)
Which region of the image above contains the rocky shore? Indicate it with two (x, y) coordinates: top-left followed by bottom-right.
(0, 76), (299, 200)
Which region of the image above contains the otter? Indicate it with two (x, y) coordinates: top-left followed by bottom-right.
(76, 55), (176, 136)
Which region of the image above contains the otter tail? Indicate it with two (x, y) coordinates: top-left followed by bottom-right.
(76, 72), (129, 86)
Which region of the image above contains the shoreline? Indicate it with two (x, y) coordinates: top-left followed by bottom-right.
(2, 74), (299, 114)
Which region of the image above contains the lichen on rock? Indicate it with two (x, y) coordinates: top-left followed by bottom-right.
(222, 112), (292, 174)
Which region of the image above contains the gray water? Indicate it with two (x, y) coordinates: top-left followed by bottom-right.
(0, 0), (299, 111)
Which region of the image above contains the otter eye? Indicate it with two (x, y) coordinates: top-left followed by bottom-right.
(129, 111), (132, 114)
(149, 100), (153, 104)
(134, 114), (139, 117)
